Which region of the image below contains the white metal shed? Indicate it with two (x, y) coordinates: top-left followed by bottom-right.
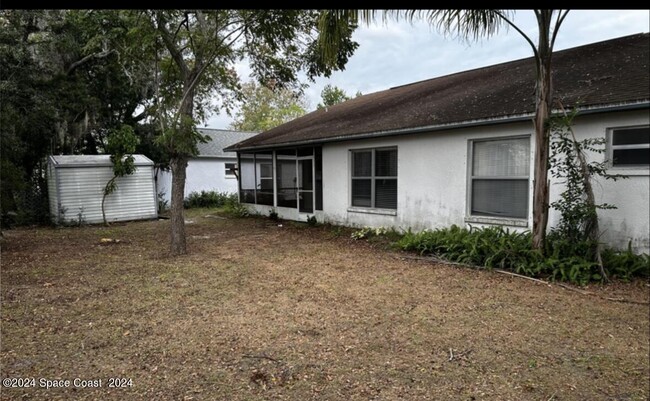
(48, 155), (158, 224)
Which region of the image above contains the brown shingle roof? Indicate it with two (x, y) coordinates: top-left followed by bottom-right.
(229, 33), (649, 151)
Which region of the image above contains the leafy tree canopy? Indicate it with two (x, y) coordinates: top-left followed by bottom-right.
(317, 84), (360, 109)
(230, 81), (308, 131)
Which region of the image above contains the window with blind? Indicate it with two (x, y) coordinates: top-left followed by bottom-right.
(469, 137), (529, 219)
(609, 126), (650, 167)
(351, 147), (397, 209)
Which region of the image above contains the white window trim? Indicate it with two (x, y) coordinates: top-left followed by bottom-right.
(347, 207), (397, 216)
(465, 135), (531, 225)
(349, 146), (398, 211)
(606, 125), (650, 172)
(225, 162), (237, 179)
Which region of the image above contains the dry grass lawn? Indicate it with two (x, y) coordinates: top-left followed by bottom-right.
(1, 210), (648, 400)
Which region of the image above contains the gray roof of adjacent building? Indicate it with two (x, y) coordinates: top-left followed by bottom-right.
(196, 128), (258, 157)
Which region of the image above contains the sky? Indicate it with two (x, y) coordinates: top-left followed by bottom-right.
(206, 10), (650, 129)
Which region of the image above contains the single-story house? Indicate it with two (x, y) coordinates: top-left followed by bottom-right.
(226, 33), (650, 253)
(157, 128), (257, 203)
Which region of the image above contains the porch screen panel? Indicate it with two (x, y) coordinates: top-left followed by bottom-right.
(315, 147), (323, 211)
(255, 152), (273, 206)
(239, 153), (256, 203)
(276, 152), (297, 208)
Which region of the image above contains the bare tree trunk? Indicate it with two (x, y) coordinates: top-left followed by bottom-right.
(169, 156), (187, 255)
(531, 12), (553, 252)
(168, 79), (196, 256)
(531, 67), (551, 250)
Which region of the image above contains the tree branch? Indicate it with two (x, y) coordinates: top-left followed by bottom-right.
(494, 10), (539, 61)
(171, 23), (246, 128)
(550, 10), (570, 51)
(155, 12), (189, 77)
(66, 49), (116, 75)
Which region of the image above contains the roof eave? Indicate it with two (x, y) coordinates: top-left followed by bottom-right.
(194, 154), (237, 159)
(226, 101), (650, 152)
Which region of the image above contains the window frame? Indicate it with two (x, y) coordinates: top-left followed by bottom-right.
(225, 162), (237, 178)
(607, 125), (650, 169)
(466, 135), (531, 225)
(349, 146), (398, 211)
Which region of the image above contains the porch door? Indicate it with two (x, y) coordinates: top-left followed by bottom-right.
(297, 158), (314, 213)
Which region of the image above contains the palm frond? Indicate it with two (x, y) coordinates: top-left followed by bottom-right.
(318, 10), (355, 65)
(318, 9), (512, 64)
(412, 9), (511, 41)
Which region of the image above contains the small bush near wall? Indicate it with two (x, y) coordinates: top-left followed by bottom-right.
(397, 225), (649, 285)
(222, 201), (250, 218)
(601, 245), (650, 282)
(184, 191), (237, 209)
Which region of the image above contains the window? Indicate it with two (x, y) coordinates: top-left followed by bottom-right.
(351, 148), (397, 209)
(225, 162), (237, 177)
(469, 137), (529, 219)
(609, 126), (650, 167)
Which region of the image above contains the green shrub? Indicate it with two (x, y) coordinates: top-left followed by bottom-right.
(602, 243), (650, 281)
(329, 225), (343, 239)
(157, 191), (169, 213)
(184, 191), (236, 209)
(396, 225), (648, 285)
(222, 199), (250, 218)
(306, 215), (318, 227)
(269, 208), (279, 221)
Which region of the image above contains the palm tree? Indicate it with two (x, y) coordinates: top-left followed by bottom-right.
(318, 9), (570, 251)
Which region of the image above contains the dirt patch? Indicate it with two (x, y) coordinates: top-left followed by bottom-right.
(1, 211), (648, 400)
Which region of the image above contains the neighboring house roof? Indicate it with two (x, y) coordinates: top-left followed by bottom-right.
(228, 33), (649, 151)
(197, 128), (258, 157)
(49, 154), (153, 167)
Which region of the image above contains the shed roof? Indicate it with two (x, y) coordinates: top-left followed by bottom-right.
(228, 33), (650, 151)
(49, 154), (153, 167)
(196, 128), (258, 157)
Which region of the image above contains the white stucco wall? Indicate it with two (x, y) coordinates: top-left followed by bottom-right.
(550, 110), (649, 252)
(320, 122), (536, 232)
(243, 110), (649, 253)
(156, 157), (238, 204)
